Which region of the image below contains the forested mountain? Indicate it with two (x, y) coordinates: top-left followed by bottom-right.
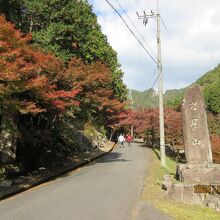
(130, 89), (159, 109)
(130, 64), (220, 114)
(130, 88), (184, 109)
(166, 64), (220, 114)
(197, 65), (220, 114)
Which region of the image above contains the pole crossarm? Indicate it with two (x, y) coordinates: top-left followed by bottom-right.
(137, 13), (159, 18)
(136, 10), (159, 25)
(137, 14), (158, 18)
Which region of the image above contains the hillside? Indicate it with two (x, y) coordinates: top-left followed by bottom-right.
(164, 88), (186, 106)
(196, 64), (220, 88)
(130, 88), (184, 109)
(130, 89), (159, 109)
(166, 64), (220, 113)
(130, 64), (220, 113)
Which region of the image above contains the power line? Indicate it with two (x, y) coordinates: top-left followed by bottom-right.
(105, 0), (158, 65)
(144, 66), (158, 89)
(113, 0), (157, 59)
(161, 16), (170, 37)
(137, 76), (159, 109)
(137, 70), (160, 109)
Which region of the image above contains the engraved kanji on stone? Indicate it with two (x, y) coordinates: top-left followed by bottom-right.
(191, 118), (199, 129)
(182, 85), (213, 163)
(192, 138), (201, 146)
(190, 102), (197, 111)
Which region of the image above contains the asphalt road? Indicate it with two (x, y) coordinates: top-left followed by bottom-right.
(0, 142), (152, 220)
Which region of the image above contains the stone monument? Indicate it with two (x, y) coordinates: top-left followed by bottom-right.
(182, 84), (212, 164)
(163, 84), (220, 210)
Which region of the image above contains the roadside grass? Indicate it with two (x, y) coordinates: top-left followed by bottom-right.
(142, 148), (220, 220)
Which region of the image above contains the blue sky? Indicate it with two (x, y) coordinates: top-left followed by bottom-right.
(89, 0), (220, 92)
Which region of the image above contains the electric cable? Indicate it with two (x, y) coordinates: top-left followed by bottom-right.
(105, 0), (158, 65)
(114, 0), (157, 59)
(137, 70), (160, 109)
(161, 16), (170, 38)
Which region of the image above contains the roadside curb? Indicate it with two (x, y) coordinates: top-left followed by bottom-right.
(0, 143), (116, 201)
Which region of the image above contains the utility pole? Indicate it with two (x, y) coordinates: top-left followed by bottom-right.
(156, 0), (166, 166)
(128, 89), (134, 137)
(137, 0), (166, 166)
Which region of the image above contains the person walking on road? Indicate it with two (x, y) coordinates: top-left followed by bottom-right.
(126, 134), (133, 146)
(118, 134), (125, 148)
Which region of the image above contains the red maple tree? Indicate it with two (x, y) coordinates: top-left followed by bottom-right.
(0, 15), (79, 116)
(65, 58), (124, 127)
(118, 107), (183, 149)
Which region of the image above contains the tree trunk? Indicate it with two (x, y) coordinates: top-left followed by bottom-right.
(109, 129), (115, 142)
(0, 115), (18, 163)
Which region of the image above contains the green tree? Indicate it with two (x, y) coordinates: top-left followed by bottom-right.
(166, 93), (183, 110)
(204, 79), (220, 114)
(0, 0), (24, 26)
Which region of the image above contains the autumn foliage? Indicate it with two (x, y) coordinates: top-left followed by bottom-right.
(211, 135), (220, 163)
(0, 16), (79, 116)
(65, 58), (125, 126)
(119, 108), (183, 149)
(0, 15), (125, 169)
(0, 15), (123, 122)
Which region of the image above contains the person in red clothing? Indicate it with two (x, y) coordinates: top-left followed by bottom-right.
(126, 134), (133, 146)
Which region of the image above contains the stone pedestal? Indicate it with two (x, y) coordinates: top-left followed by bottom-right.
(166, 183), (220, 211)
(177, 163), (220, 184)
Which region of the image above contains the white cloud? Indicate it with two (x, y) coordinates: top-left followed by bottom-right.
(91, 0), (220, 91)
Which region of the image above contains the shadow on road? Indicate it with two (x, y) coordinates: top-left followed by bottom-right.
(96, 152), (131, 163)
(137, 143), (148, 148)
(136, 142), (161, 161)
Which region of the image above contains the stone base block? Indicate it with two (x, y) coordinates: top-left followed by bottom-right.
(166, 183), (220, 211)
(176, 163), (220, 184)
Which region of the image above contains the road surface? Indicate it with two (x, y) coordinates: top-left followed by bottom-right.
(0, 142), (169, 220)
